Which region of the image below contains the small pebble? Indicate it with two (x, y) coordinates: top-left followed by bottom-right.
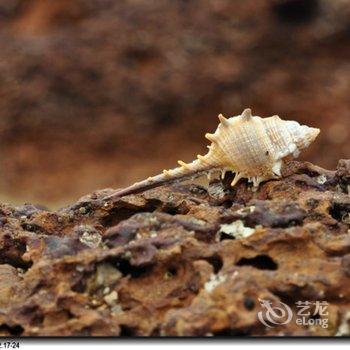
(316, 174), (327, 185)
(79, 207), (87, 215)
(79, 231), (102, 248)
(104, 291), (118, 306)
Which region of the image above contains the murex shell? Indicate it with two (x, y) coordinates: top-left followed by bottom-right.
(202, 108), (320, 186)
(104, 108), (320, 199)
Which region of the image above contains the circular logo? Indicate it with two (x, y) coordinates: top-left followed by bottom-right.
(257, 299), (293, 328)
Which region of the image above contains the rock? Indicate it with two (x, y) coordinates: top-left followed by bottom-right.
(0, 160), (349, 336)
(0, 0), (349, 205)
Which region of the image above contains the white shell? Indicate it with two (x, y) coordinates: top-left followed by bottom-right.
(104, 108), (320, 199)
(202, 108), (320, 186)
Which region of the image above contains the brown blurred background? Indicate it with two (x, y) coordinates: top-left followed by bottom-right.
(0, 0), (349, 208)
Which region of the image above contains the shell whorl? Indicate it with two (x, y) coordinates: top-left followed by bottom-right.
(104, 108), (320, 199)
(201, 108), (320, 186)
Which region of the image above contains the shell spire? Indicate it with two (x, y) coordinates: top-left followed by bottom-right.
(104, 108), (320, 200)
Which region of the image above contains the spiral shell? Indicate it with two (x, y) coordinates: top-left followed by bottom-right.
(202, 108), (320, 186)
(104, 108), (320, 199)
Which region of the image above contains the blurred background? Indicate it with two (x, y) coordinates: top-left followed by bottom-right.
(0, 0), (349, 208)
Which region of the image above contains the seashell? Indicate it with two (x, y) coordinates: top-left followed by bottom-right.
(104, 108), (320, 199)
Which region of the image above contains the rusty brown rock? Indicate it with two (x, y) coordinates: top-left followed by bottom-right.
(0, 159), (349, 336)
(0, 0), (349, 205)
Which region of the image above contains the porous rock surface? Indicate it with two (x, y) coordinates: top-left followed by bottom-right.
(0, 160), (349, 336)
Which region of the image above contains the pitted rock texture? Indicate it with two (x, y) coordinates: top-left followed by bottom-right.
(0, 160), (349, 336)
